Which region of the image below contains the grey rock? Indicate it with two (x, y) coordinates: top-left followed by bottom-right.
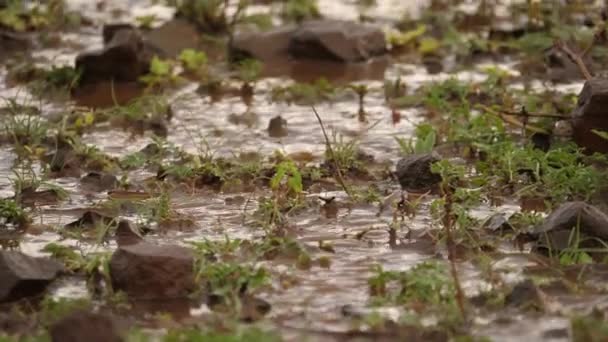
(288, 20), (387, 62)
(532, 201), (608, 251)
(0, 251), (63, 302)
(230, 20), (386, 63)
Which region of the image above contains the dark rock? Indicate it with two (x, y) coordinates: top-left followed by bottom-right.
(571, 78), (608, 153)
(532, 202), (608, 251)
(75, 25), (154, 85)
(80, 172), (118, 192)
(230, 20), (386, 64)
(114, 220), (143, 247)
(109, 242), (195, 299)
(288, 20), (386, 62)
(267, 116), (288, 137)
(49, 310), (122, 342)
(395, 153), (441, 191)
(505, 279), (545, 311)
(0, 251), (63, 302)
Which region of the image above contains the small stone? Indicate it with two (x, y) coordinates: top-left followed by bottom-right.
(505, 279), (546, 311)
(80, 172), (118, 192)
(267, 116), (288, 137)
(0, 251), (63, 303)
(109, 242), (196, 299)
(395, 153), (441, 191)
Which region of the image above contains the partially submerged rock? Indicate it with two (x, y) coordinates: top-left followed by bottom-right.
(532, 202), (608, 251)
(288, 20), (387, 62)
(109, 242), (196, 299)
(75, 24), (156, 85)
(49, 310), (123, 342)
(395, 153), (441, 192)
(267, 115), (288, 137)
(571, 78), (608, 154)
(505, 279), (546, 311)
(230, 20), (387, 63)
(80, 172), (118, 192)
(0, 251), (63, 302)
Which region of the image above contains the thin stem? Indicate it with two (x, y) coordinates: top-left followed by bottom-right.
(554, 40), (593, 81)
(442, 186), (467, 322)
(311, 106), (354, 201)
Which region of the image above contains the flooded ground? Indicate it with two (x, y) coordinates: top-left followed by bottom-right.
(1, 0), (608, 341)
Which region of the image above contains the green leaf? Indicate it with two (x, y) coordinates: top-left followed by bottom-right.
(150, 57), (171, 76)
(592, 129), (608, 140)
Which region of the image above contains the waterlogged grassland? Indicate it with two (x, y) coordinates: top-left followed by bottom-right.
(1, 0), (608, 341)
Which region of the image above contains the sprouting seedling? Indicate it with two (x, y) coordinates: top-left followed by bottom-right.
(347, 84), (369, 122)
(236, 59), (262, 105)
(270, 160), (303, 198)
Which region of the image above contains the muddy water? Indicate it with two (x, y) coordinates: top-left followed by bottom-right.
(0, 1), (602, 341)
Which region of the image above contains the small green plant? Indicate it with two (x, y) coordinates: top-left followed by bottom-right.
(369, 261), (456, 308)
(179, 49), (208, 77)
(396, 123), (437, 155)
(0, 198), (28, 227)
(139, 57), (181, 89)
(270, 160), (303, 198)
(173, 0), (248, 34)
(325, 132), (361, 173)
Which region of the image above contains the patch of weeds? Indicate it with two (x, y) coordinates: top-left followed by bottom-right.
(0, 198), (28, 228)
(324, 132), (364, 175)
(396, 123), (437, 155)
(0, 0), (75, 32)
(172, 0), (248, 34)
(270, 78), (336, 105)
(103, 95), (171, 135)
(475, 142), (605, 203)
(39, 296), (92, 326)
(571, 314), (608, 342)
(179, 48), (208, 78)
(281, 0), (320, 22)
(2, 112), (47, 149)
(29, 65), (81, 96)
(369, 261), (456, 308)
(139, 57), (182, 90)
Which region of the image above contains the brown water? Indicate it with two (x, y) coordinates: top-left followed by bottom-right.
(0, 1), (604, 341)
